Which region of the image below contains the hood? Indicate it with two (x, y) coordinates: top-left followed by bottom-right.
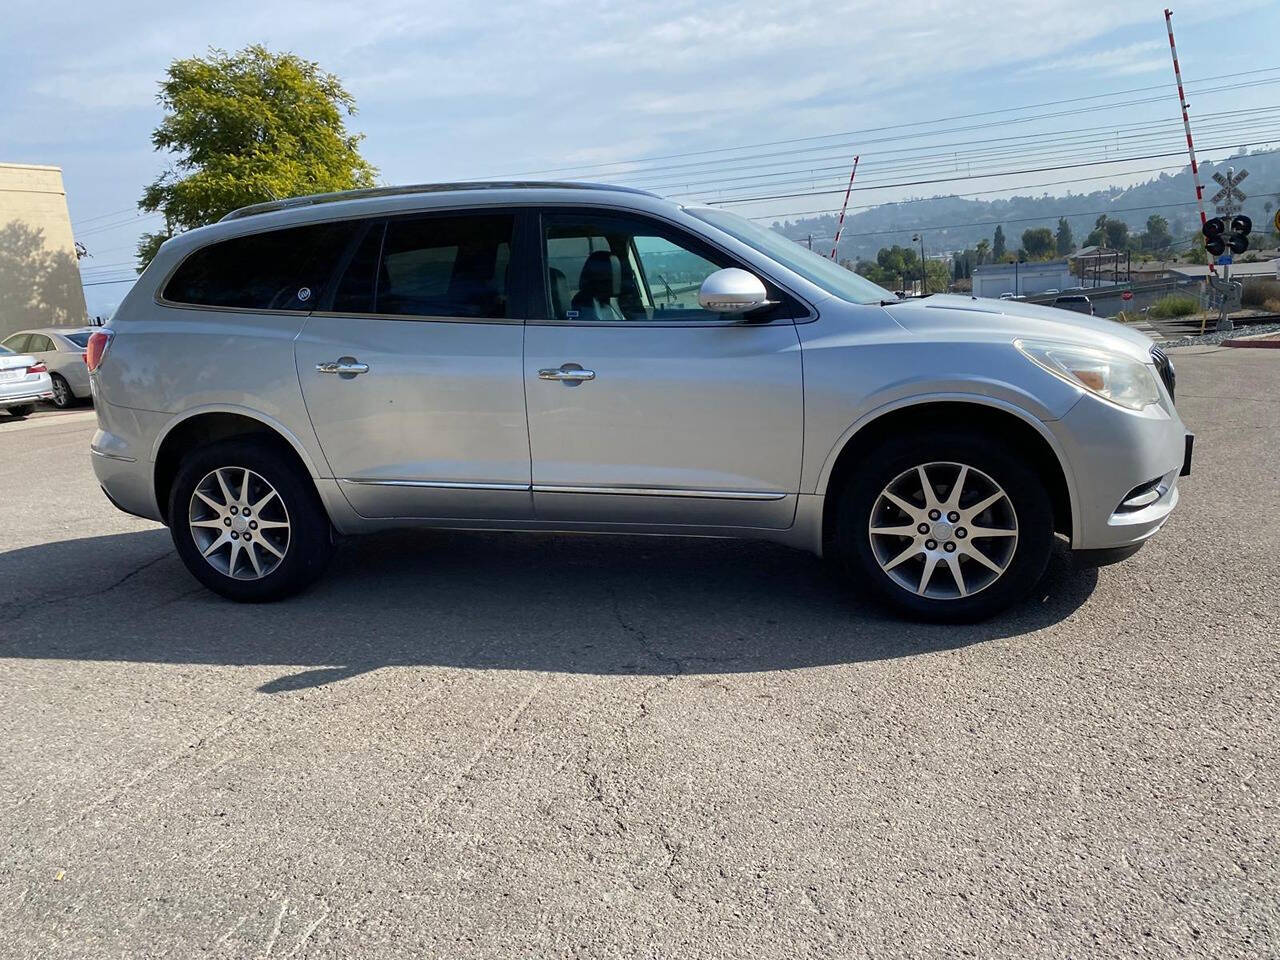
(881, 294), (1155, 361)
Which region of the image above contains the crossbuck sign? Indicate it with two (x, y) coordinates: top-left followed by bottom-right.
(1211, 167), (1248, 216)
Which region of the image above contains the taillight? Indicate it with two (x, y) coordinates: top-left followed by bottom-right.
(85, 330), (114, 372)
(26, 361), (47, 374)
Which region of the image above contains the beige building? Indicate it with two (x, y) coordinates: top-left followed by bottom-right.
(0, 162), (88, 339)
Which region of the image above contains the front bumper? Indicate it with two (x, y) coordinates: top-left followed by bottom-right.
(1048, 390), (1190, 552)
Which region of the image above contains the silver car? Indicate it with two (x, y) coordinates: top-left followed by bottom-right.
(0, 345), (54, 418)
(1, 327), (94, 408)
(88, 183), (1191, 620)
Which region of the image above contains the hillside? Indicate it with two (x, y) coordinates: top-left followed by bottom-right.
(772, 149), (1280, 261)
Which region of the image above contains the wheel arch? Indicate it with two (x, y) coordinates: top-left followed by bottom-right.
(818, 397), (1078, 555)
(152, 407), (322, 525)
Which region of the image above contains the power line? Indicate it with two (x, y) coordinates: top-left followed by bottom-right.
(650, 119), (1280, 200)
(701, 136), (1280, 207)
(635, 110), (1280, 195)
(493, 67), (1280, 180)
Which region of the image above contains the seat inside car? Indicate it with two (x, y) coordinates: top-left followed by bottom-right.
(571, 250), (625, 322)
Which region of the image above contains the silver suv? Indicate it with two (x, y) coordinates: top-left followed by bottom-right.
(89, 183), (1191, 620)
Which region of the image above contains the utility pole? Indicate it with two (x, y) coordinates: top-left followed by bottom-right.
(806, 235), (812, 250)
(913, 233), (926, 295)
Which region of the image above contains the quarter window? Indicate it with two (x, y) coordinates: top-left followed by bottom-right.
(162, 221), (358, 311)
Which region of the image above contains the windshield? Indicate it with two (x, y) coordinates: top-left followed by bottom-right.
(687, 207), (896, 305)
(63, 332), (91, 348)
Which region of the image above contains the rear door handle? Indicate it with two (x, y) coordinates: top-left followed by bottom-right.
(538, 365), (595, 383)
(316, 357), (370, 376)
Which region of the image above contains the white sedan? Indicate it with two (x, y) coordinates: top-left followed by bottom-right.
(0, 345), (54, 419)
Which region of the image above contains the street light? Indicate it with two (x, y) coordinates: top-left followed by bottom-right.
(912, 233), (926, 295)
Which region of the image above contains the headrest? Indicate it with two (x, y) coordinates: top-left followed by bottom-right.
(578, 251), (621, 302)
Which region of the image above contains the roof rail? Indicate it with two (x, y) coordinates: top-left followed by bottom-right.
(221, 181), (658, 221)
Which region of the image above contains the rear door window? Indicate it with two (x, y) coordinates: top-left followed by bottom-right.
(378, 214), (514, 318)
(328, 213), (516, 319)
(163, 221), (359, 311)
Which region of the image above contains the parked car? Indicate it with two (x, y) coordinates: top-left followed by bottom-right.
(1, 327), (93, 408)
(0, 345), (54, 418)
(1053, 294), (1095, 316)
(1043, 288), (1060, 296)
(87, 182), (1191, 621)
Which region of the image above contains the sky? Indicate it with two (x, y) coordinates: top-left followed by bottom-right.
(3, 0), (1279, 317)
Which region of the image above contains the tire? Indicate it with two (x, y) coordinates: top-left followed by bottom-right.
(48, 374), (72, 408)
(168, 437), (334, 602)
(835, 429), (1055, 622)
(5, 404), (34, 419)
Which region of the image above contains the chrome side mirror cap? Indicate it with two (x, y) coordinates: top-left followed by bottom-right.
(698, 268), (771, 314)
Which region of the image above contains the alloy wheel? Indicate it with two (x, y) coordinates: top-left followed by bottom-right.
(188, 466), (291, 580)
(51, 377), (70, 407)
(868, 461), (1018, 600)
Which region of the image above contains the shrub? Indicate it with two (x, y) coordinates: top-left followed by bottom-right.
(1265, 298), (1280, 314)
(1148, 295), (1199, 319)
(1241, 279), (1280, 308)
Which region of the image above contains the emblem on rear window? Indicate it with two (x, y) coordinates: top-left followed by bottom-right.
(297, 286), (312, 302)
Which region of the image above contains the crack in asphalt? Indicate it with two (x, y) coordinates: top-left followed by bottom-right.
(0, 550), (173, 625)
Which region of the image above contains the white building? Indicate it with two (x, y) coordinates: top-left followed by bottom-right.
(0, 163), (88, 338)
(971, 259), (1074, 299)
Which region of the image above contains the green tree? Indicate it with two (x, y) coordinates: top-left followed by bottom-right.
(1085, 215), (1130, 251)
(137, 45), (377, 269)
(1141, 214), (1173, 253)
(992, 225), (1006, 260)
(975, 239), (990, 265)
(1021, 227), (1055, 260)
(1055, 217), (1074, 256)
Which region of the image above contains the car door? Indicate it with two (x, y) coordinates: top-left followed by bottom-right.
(296, 211), (534, 520)
(524, 208), (805, 529)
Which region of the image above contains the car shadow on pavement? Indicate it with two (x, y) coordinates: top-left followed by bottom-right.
(0, 529), (1098, 690)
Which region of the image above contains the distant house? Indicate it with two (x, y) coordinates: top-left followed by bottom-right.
(971, 259), (1073, 298)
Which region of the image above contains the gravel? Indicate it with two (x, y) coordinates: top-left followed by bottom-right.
(1159, 320), (1280, 347)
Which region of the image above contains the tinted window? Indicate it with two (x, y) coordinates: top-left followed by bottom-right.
(3, 335), (30, 353)
(63, 332), (91, 348)
(374, 214), (514, 318)
(331, 222), (384, 313)
(542, 211), (742, 323)
(163, 221), (357, 310)
(28, 335), (54, 353)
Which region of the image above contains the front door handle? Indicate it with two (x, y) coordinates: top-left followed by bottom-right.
(316, 357), (370, 377)
(538, 365), (595, 384)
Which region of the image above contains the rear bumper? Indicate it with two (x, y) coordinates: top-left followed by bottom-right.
(0, 388), (55, 408)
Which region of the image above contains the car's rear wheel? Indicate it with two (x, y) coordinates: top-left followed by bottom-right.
(49, 374), (72, 408)
(5, 404), (34, 419)
(836, 429), (1055, 622)
(168, 437), (334, 602)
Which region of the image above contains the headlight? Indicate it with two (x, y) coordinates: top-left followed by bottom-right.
(1015, 339), (1161, 410)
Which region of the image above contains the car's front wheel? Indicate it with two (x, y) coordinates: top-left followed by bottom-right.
(168, 437), (334, 602)
(836, 429), (1055, 622)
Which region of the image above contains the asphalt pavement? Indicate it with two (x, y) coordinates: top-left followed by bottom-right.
(0, 348), (1276, 958)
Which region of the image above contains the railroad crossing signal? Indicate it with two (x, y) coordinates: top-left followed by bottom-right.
(1203, 213), (1252, 257)
(1210, 167), (1248, 216)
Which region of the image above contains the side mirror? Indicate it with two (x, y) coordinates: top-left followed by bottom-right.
(698, 268), (772, 314)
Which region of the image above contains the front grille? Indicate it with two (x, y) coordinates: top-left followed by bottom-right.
(1151, 346), (1175, 401)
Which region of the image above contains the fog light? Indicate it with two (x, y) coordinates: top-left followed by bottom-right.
(1117, 477), (1165, 513)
